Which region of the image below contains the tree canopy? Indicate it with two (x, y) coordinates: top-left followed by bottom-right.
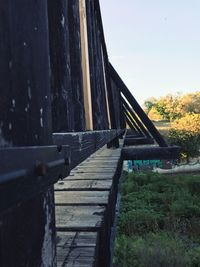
(144, 92), (200, 121)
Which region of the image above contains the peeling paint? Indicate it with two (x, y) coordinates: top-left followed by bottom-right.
(0, 123), (12, 147)
(27, 80), (32, 100)
(24, 103), (30, 112)
(12, 99), (15, 108)
(61, 14), (65, 28)
(78, 133), (83, 151)
(40, 118), (44, 128)
(40, 108), (44, 128)
(28, 87), (32, 100)
(9, 61), (13, 70)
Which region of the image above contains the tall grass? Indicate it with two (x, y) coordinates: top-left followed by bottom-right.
(114, 172), (200, 267)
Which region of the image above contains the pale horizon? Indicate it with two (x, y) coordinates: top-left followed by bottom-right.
(100, 0), (200, 104)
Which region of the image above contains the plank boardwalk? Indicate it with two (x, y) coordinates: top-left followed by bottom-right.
(55, 144), (123, 267)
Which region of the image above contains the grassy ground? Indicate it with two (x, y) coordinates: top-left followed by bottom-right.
(114, 171), (200, 267)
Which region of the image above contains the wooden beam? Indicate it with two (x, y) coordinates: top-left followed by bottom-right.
(125, 114), (136, 130)
(122, 97), (151, 138)
(110, 78), (122, 129)
(126, 129), (142, 137)
(101, 46), (111, 129)
(109, 63), (168, 147)
(79, 0), (93, 130)
(123, 107), (143, 135)
(53, 129), (123, 169)
(124, 137), (154, 146)
(122, 146), (180, 160)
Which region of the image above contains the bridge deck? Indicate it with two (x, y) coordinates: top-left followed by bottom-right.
(55, 144), (123, 267)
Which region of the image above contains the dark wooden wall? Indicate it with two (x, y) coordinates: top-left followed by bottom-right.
(0, 1), (56, 266)
(0, 1), (125, 266)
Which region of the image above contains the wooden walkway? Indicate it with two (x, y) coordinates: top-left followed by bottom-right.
(54, 145), (123, 267)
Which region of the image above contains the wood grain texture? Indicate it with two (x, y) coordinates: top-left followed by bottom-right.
(53, 130), (123, 170)
(57, 232), (98, 267)
(56, 205), (105, 231)
(55, 180), (113, 191)
(0, 1), (56, 266)
(55, 141), (123, 267)
(55, 191), (109, 205)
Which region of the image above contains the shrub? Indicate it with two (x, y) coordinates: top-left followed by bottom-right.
(114, 172), (200, 266)
(118, 209), (164, 236)
(188, 246), (200, 267)
(114, 232), (191, 267)
(168, 114), (200, 160)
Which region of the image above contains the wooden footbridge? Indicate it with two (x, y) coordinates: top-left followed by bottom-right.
(0, 1), (179, 266)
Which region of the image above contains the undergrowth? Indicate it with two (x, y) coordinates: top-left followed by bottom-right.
(114, 171), (200, 267)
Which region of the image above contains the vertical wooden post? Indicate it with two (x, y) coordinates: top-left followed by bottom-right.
(0, 1), (56, 266)
(93, 0), (119, 131)
(85, 0), (109, 130)
(68, 0), (86, 131)
(79, 0), (93, 130)
(101, 46), (112, 129)
(48, 0), (74, 132)
(94, 18), (109, 130)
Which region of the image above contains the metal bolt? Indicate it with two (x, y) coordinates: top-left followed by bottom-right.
(57, 145), (62, 153)
(35, 163), (47, 176)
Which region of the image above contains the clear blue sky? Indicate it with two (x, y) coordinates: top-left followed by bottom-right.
(100, 0), (200, 104)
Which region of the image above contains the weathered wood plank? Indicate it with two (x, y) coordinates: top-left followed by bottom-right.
(70, 167), (117, 172)
(57, 251), (95, 267)
(55, 139), (123, 267)
(57, 232), (98, 248)
(124, 137), (154, 146)
(57, 232), (98, 267)
(55, 180), (113, 191)
(68, 174), (113, 180)
(53, 130), (122, 170)
(56, 205), (105, 231)
(70, 170), (115, 175)
(79, 160), (119, 166)
(55, 191), (109, 205)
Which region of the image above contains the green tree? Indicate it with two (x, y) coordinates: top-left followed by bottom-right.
(144, 97), (157, 115)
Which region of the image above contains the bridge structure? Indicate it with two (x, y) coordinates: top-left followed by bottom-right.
(0, 1), (179, 266)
